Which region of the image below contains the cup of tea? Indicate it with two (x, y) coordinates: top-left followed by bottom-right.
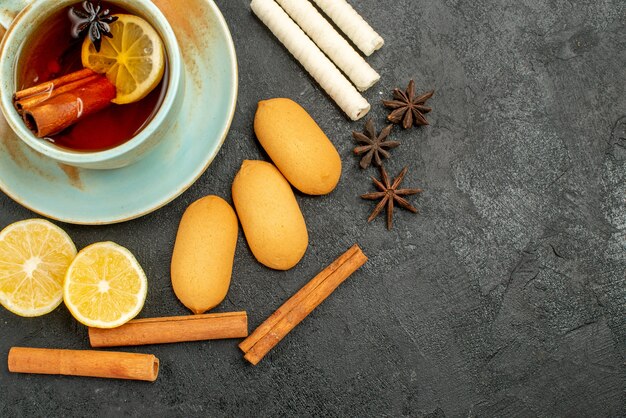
(0, 0), (183, 169)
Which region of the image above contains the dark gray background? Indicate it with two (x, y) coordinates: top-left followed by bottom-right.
(1, 0), (626, 416)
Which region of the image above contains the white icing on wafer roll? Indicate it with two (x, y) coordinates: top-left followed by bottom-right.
(312, 0), (384, 56)
(251, 0), (370, 121)
(275, 0), (380, 92)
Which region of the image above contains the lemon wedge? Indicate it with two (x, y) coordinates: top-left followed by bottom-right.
(81, 14), (165, 105)
(63, 242), (147, 329)
(0, 219), (77, 317)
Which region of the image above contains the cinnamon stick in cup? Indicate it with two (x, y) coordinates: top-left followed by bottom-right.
(13, 68), (97, 105)
(89, 312), (249, 348)
(8, 347), (159, 382)
(240, 245), (367, 365)
(13, 69), (116, 138)
(22, 76), (116, 138)
(16, 75), (101, 113)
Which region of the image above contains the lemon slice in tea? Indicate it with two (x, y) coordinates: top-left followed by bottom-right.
(64, 242), (147, 328)
(81, 14), (165, 105)
(0, 219), (77, 317)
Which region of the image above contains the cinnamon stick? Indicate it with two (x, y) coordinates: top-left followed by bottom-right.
(240, 244), (367, 365)
(8, 347), (159, 382)
(13, 68), (97, 102)
(89, 312), (249, 348)
(22, 75), (116, 137)
(16, 75), (101, 112)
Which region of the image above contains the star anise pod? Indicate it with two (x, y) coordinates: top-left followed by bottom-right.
(383, 80), (434, 129)
(361, 166), (422, 230)
(69, 1), (118, 52)
(353, 119), (400, 169)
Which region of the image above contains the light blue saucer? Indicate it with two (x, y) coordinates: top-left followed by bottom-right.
(0, 0), (238, 225)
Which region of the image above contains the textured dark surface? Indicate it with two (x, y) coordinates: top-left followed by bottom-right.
(1, 0), (626, 416)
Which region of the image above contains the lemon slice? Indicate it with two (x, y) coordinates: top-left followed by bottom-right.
(81, 14), (165, 105)
(0, 219), (77, 317)
(64, 242), (147, 329)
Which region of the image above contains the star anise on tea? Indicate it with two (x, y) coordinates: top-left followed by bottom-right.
(69, 0), (118, 52)
(383, 80), (434, 129)
(361, 166), (422, 230)
(353, 119), (400, 169)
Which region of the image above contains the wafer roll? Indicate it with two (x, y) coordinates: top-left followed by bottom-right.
(251, 0), (370, 120)
(311, 0), (384, 56)
(275, 0), (379, 91)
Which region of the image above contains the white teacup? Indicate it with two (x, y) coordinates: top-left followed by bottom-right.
(0, 0), (183, 169)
